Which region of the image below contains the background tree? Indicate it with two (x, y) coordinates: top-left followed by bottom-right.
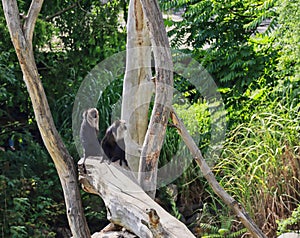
(2, 0), (90, 237)
(0, 0), (126, 236)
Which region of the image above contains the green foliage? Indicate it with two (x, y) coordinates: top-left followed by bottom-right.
(274, 0), (300, 79)
(159, 125), (181, 168)
(174, 99), (210, 136)
(0, 137), (65, 237)
(81, 194), (108, 233)
(161, 0), (278, 90)
(97, 76), (124, 136)
(159, 3), (299, 235)
(199, 217), (247, 238)
(277, 204), (300, 235)
(156, 185), (183, 220)
(215, 81), (300, 235)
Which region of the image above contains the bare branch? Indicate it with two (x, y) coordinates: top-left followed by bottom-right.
(24, 0), (44, 47)
(170, 108), (267, 238)
(138, 0), (173, 198)
(45, 2), (78, 21)
(121, 0), (153, 173)
(2, 0), (23, 46)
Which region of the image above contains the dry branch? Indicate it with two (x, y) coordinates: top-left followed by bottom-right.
(138, 0), (174, 199)
(23, 0), (43, 44)
(170, 108), (267, 238)
(78, 157), (195, 238)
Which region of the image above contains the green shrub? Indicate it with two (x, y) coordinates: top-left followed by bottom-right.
(215, 83), (300, 236)
(277, 204), (300, 235)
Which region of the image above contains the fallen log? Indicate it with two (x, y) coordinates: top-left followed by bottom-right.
(78, 157), (195, 238)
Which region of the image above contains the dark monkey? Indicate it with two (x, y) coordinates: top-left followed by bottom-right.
(101, 120), (129, 168)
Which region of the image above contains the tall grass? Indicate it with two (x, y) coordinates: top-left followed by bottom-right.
(215, 102), (300, 236)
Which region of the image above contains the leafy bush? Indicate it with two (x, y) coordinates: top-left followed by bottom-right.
(0, 135), (66, 237)
(277, 204), (300, 235)
(161, 0), (278, 91)
(199, 217), (247, 238)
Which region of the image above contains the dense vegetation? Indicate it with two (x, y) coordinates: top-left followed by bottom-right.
(0, 0), (299, 237)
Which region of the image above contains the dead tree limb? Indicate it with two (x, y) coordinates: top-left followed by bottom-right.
(138, 0), (174, 199)
(2, 1), (90, 237)
(169, 108), (267, 238)
(78, 157), (195, 238)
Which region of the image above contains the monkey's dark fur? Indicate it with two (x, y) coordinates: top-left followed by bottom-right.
(101, 120), (129, 167)
(80, 108), (102, 161)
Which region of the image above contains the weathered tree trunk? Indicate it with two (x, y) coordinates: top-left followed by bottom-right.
(121, 0), (153, 173)
(137, 0), (174, 198)
(78, 157), (196, 238)
(2, 1), (90, 237)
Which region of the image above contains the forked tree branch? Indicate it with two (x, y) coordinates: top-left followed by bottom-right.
(24, 0), (43, 46)
(2, 1), (90, 237)
(138, 0), (173, 198)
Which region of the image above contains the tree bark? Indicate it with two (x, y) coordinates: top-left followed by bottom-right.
(170, 109), (267, 238)
(121, 0), (153, 173)
(137, 0), (173, 198)
(78, 157), (195, 238)
(2, 1), (90, 237)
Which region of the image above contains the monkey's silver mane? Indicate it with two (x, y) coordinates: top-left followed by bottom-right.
(106, 119), (127, 142)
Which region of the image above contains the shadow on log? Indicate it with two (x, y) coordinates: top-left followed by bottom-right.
(78, 157), (195, 238)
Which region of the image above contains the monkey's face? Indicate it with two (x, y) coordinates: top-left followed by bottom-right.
(84, 108), (99, 133)
(89, 108), (98, 119)
(116, 120), (127, 140)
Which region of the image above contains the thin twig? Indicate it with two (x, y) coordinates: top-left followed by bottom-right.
(45, 2), (78, 21)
